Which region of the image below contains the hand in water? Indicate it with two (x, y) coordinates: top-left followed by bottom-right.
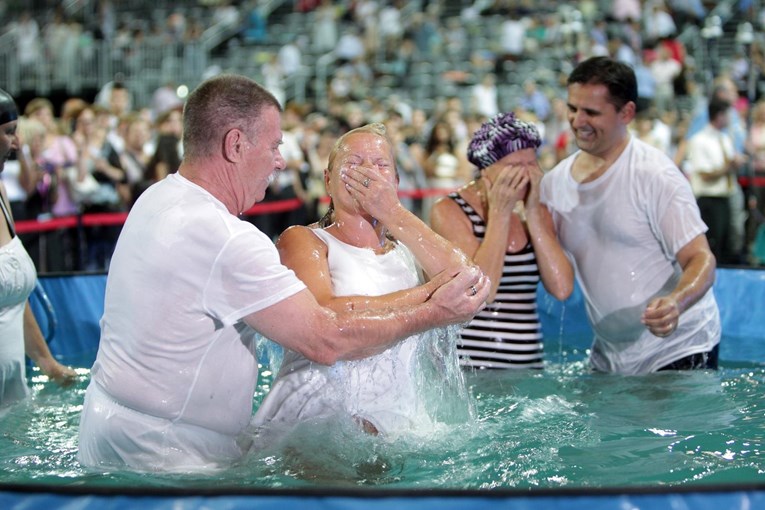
(642, 296), (680, 338)
(38, 358), (78, 387)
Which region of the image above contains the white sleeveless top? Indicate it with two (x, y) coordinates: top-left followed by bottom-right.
(0, 198), (37, 407)
(253, 227), (439, 437)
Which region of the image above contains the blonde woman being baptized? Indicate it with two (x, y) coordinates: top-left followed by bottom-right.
(252, 123), (486, 441)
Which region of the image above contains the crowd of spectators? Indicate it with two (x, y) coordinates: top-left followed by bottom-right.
(2, 84), (183, 273)
(1, 0), (765, 272)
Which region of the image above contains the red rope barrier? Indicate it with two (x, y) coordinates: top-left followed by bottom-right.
(81, 212), (130, 227)
(738, 176), (765, 188)
(13, 188), (458, 235)
(15, 216), (79, 234)
(242, 198), (304, 215)
(16, 180), (765, 236)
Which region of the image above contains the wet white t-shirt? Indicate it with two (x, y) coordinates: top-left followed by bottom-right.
(79, 173), (306, 470)
(540, 137), (720, 374)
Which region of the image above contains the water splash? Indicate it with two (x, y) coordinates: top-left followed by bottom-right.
(1, 355), (763, 490)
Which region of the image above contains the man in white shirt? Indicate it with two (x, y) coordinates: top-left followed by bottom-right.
(540, 57), (720, 375)
(685, 97), (748, 264)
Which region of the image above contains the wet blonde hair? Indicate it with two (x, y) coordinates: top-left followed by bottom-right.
(326, 122), (394, 170)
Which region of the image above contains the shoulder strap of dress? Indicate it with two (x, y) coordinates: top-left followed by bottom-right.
(0, 194), (15, 238)
(449, 191), (484, 226)
(448, 191), (468, 209)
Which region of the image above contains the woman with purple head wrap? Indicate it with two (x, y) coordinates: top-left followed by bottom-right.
(466, 112), (542, 169)
(0, 87), (76, 407)
(430, 112), (573, 369)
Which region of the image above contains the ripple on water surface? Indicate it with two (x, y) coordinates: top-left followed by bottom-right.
(1, 361), (764, 490)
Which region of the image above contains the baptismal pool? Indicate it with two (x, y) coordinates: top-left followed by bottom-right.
(1, 269), (765, 509)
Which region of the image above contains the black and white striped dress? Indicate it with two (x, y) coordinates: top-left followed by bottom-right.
(449, 192), (544, 369)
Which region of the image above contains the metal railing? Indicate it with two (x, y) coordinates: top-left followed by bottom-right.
(2, 1), (758, 115)
(0, 21), (314, 112)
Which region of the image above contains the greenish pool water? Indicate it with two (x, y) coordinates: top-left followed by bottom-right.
(2, 353), (764, 490)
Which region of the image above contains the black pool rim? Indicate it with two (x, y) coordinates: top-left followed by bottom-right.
(3, 480), (765, 499)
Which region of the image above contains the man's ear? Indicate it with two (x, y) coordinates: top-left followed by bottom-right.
(620, 101), (637, 124)
(223, 128), (244, 163)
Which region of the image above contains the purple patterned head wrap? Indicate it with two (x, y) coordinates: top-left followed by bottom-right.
(467, 112), (541, 169)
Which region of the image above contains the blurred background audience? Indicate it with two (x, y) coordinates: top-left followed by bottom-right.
(1, 0), (763, 270)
